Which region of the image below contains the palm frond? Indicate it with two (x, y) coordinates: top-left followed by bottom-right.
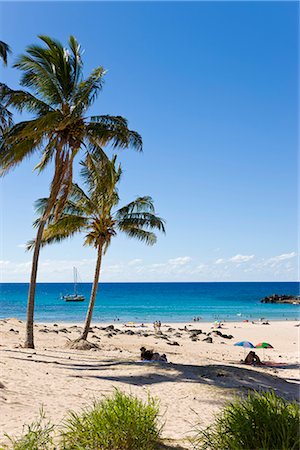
(28, 215), (89, 250)
(0, 83), (52, 116)
(0, 41), (11, 65)
(119, 226), (157, 245)
(115, 196), (155, 219)
(87, 115), (142, 151)
(116, 213), (166, 233)
(72, 66), (105, 114)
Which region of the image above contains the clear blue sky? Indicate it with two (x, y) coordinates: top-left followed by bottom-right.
(0, 1), (298, 282)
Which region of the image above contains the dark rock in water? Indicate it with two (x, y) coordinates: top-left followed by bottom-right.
(261, 294), (300, 304)
(203, 337), (213, 343)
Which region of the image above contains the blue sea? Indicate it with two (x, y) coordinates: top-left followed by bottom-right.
(0, 282), (299, 323)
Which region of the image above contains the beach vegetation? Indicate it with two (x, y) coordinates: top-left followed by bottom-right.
(192, 390), (300, 450)
(4, 392), (162, 450)
(5, 408), (55, 450)
(0, 35), (142, 348)
(61, 390), (161, 450)
(30, 153), (165, 344)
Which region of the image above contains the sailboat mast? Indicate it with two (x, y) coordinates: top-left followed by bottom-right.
(73, 266), (77, 295)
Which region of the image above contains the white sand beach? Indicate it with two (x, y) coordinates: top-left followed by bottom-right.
(0, 318), (299, 447)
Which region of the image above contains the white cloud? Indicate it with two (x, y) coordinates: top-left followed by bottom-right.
(229, 254), (255, 263)
(215, 258), (225, 265)
(128, 259), (143, 266)
(168, 256), (192, 266)
(17, 244), (27, 249)
(0, 251), (297, 282)
(266, 252), (297, 263)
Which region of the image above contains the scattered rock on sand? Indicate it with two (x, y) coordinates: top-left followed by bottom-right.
(203, 337), (213, 343)
(125, 330), (135, 335)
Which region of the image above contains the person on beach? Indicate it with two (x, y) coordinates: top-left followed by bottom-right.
(244, 351), (264, 366)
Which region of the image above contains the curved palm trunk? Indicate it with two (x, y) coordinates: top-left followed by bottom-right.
(24, 152), (66, 349)
(24, 220), (46, 348)
(80, 244), (103, 341)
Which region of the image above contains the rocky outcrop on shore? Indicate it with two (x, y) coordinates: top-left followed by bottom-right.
(261, 294), (300, 304)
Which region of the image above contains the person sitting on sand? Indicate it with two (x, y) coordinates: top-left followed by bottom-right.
(140, 346), (168, 363)
(244, 351), (263, 366)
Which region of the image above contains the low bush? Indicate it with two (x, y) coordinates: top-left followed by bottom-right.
(193, 390), (300, 450)
(60, 390), (161, 450)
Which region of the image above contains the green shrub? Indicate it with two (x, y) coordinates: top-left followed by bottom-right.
(5, 408), (54, 450)
(193, 390), (300, 450)
(60, 390), (161, 450)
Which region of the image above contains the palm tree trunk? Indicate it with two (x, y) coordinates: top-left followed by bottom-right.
(24, 220), (46, 348)
(80, 244), (103, 341)
(24, 152), (66, 349)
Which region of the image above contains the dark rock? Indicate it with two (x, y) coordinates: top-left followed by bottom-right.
(167, 341), (180, 346)
(203, 337), (213, 343)
(125, 330), (135, 335)
(260, 294), (299, 304)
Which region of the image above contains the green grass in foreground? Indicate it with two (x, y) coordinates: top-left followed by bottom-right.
(61, 390), (161, 450)
(4, 408), (55, 450)
(4, 390), (161, 450)
(192, 390), (300, 450)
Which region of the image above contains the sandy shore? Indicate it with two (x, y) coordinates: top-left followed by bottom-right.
(0, 318), (299, 447)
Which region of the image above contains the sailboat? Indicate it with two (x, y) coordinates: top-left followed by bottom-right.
(62, 267), (85, 302)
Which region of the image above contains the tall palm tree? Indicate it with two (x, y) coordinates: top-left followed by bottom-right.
(0, 36), (142, 348)
(30, 154), (165, 344)
(0, 41), (11, 65)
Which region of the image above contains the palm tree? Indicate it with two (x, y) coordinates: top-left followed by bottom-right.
(30, 154), (165, 345)
(0, 36), (142, 348)
(0, 41), (11, 65)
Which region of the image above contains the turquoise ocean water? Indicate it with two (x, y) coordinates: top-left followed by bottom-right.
(0, 282), (299, 323)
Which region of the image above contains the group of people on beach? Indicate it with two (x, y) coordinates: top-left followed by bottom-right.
(153, 320), (161, 332)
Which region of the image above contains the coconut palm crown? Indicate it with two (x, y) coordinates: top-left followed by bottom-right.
(0, 35), (142, 348)
(0, 35), (142, 216)
(29, 154), (165, 341)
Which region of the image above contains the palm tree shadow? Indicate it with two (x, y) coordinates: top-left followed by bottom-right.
(60, 359), (300, 401)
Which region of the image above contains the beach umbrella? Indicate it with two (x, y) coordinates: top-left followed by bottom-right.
(234, 341), (255, 357)
(255, 342), (273, 349)
(234, 341), (255, 348)
(255, 342), (273, 360)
